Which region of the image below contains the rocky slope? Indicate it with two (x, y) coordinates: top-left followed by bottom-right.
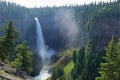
(0, 61), (34, 80)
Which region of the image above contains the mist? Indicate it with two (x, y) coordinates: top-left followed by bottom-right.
(54, 9), (89, 47)
(46, 49), (56, 59)
(54, 9), (79, 46)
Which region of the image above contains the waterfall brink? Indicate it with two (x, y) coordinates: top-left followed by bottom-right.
(35, 17), (46, 64)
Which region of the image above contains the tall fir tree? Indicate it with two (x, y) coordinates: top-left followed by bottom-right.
(71, 44), (99, 80)
(0, 20), (19, 62)
(51, 64), (64, 80)
(72, 50), (77, 64)
(11, 41), (33, 74)
(95, 37), (117, 80)
(113, 39), (120, 80)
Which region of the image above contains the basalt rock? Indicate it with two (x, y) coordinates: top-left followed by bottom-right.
(31, 54), (43, 77)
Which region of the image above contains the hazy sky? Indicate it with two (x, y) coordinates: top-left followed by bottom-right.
(3, 0), (114, 8)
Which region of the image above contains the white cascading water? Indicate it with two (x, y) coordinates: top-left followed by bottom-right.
(35, 17), (45, 63)
(34, 18), (51, 80)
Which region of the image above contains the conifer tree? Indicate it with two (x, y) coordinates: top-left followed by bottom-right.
(51, 64), (64, 80)
(0, 20), (19, 62)
(72, 50), (77, 64)
(51, 69), (57, 80)
(11, 41), (33, 74)
(95, 37), (117, 80)
(113, 39), (120, 80)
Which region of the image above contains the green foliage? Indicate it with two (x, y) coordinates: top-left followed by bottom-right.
(0, 20), (33, 74)
(77, 47), (85, 68)
(96, 37), (120, 80)
(0, 20), (19, 62)
(115, 39), (120, 79)
(51, 69), (56, 80)
(51, 64), (64, 80)
(72, 50), (77, 64)
(0, 0), (120, 78)
(11, 41), (33, 74)
(50, 48), (79, 80)
(0, 1), (29, 19)
(71, 45), (99, 80)
(71, 68), (77, 80)
(71, 47), (85, 80)
(64, 61), (74, 80)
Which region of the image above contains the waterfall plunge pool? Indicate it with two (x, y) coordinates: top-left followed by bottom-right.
(34, 68), (51, 80)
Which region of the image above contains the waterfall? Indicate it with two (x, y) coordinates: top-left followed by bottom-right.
(35, 17), (46, 64)
(34, 17), (51, 80)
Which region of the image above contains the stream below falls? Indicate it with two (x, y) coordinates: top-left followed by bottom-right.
(34, 67), (51, 80)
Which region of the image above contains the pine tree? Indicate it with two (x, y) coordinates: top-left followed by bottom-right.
(51, 69), (57, 80)
(51, 64), (64, 80)
(77, 47), (85, 67)
(71, 45), (99, 80)
(71, 47), (86, 80)
(11, 41), (33, 74)
(114, 39), (120, 80)
(95, 37), (117, 80)
(0, 20), (19, 62)
(72, 50), (77, 64)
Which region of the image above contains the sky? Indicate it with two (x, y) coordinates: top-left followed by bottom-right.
(2, 0), (114, 8)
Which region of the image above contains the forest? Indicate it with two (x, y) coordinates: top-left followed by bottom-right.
(0, 0), (120, 80)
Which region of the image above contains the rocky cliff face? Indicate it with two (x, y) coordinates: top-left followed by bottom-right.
(31, 54), (43, 77)
(89, 17), (120, 53)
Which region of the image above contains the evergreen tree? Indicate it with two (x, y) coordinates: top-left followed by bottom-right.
(71, 45), (99, 80)
(72, 50), (77, 64)
(0, 20), (19, 62)
(115, 39), (120, 79)
(95, 37), (117, 80)
(71, 47), (85, 80)
(51, 69), (57, 80)
(77, 47), (85, 68)
(71, 68), (77, 80)
(51, 64), (64, 80)
(11, 41), (33, 74)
